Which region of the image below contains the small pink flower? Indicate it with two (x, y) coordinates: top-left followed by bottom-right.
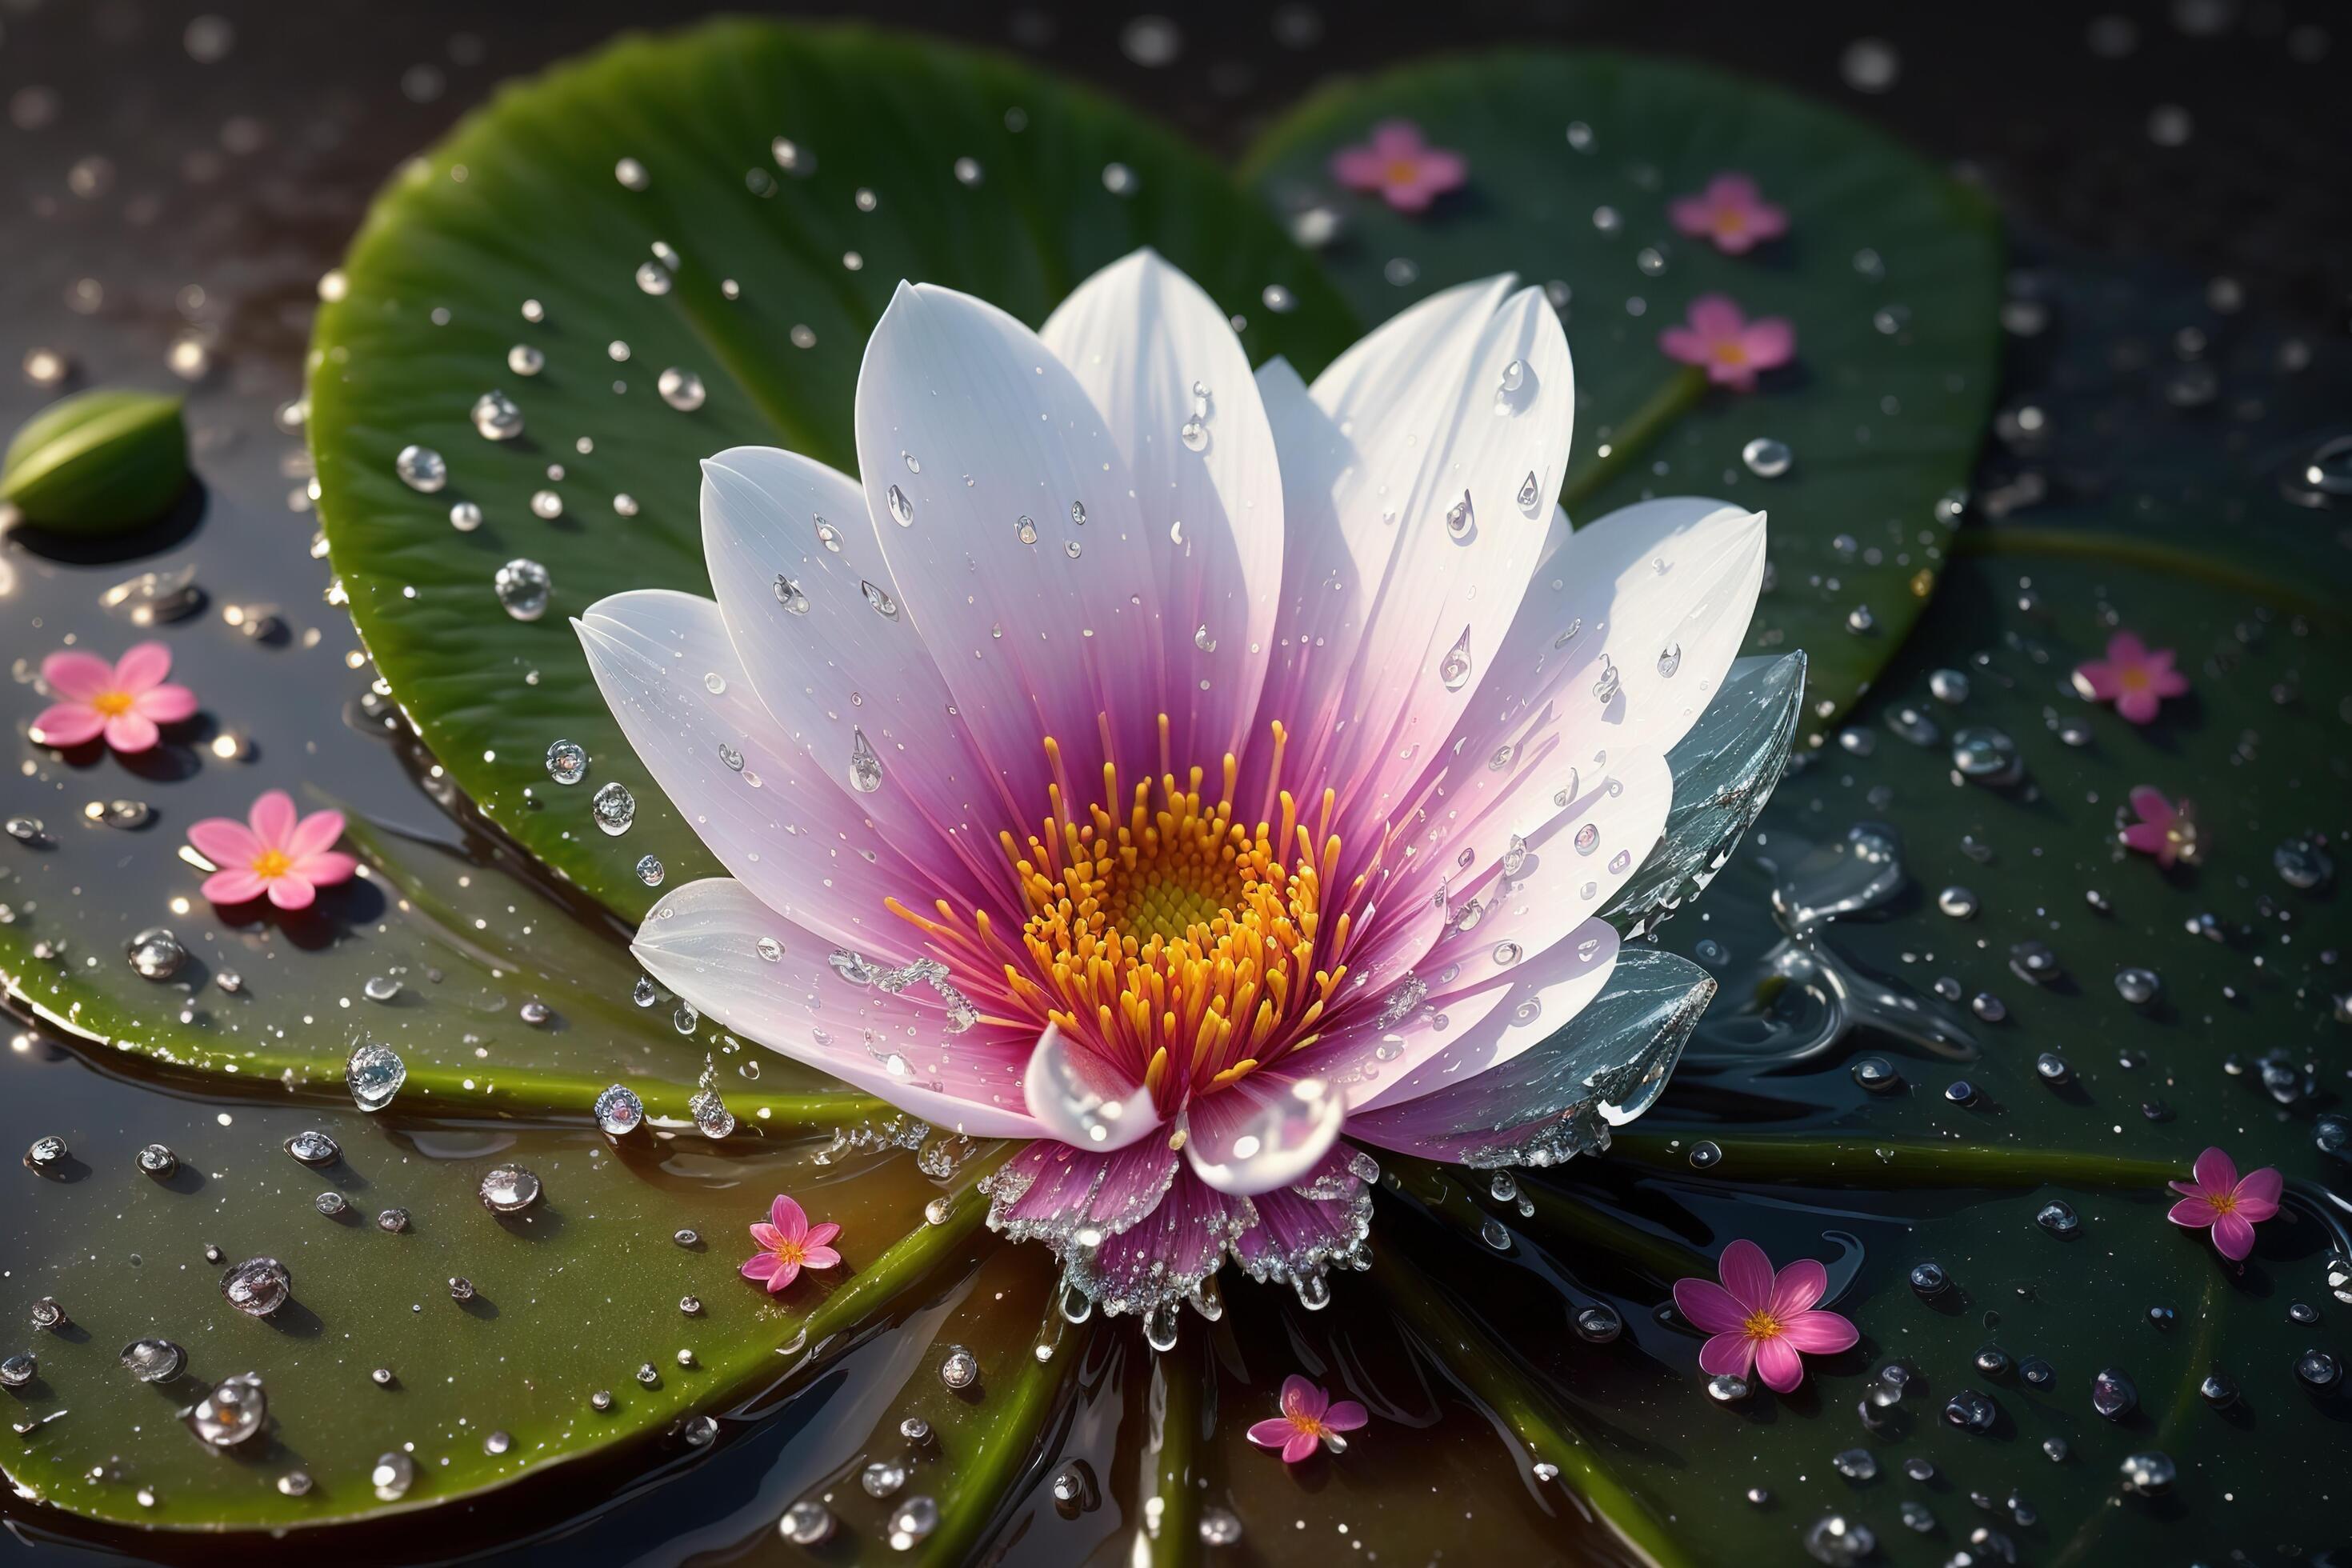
(1330, 119), (1467, 214)
(1659, 294), (1796, 391)
(1246, 1374), (1367, 1464)
(2071, 631), (2188, 724)
(2119, 786), (2199, 868)
(1671, 1238), (1858, 1393)
(30, 642), (198, 754)
(1670, 173), (1789, 255)
(187, 790), (359, 910)
(2167, 1146), (2281, 1262)
(740, 1194), (842, 1293)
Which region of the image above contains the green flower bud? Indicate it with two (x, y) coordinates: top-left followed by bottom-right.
(1, 388), (189, 534)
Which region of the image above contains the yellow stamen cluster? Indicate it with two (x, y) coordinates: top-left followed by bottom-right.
(252, 849), (292, 880)
(1742, 1309), (1783, 1342)
(91, 690), (134, 717)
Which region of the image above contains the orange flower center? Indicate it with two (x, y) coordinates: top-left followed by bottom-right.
(1713, 209), (1749, 235)
(2119, 666), (2150, 690)
(1742, 1309), (1782, 1342)
(252, 849), (293, 880)
(1712, 342), (1750, 366)
(1384, 158), (1421, 186)
(90, 690), (135, 717)
(771, 1237), (807, 1266)
(2206, 1192), (2236, 1214)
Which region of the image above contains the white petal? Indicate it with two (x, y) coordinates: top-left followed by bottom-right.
(1182, 1074), (1346, 1196)
(854, 281), (1164, 806)
(1022, 1020), (1163, 1150)
(632, 878), (1042, 1137)
(1042, 249), (1282, 764)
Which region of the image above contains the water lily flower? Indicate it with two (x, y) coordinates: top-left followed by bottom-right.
(30, 642), (196, 754)
(1246, 1374), (1366, 1462)
(2071, 630), (2187, 723)
(1330, 119), (1467, 214)
(1672, 1238), (1857, 1392)
(187, 790), (358, 910)
(1659, 294), (1795, 391)
(2120, 785), (2198, 867)
(1669, 173), (1789, 255)
(740, 1194), (842, 1292)
(2167, 1146), (2281, 1262)
(589, 248), (1773, 1326)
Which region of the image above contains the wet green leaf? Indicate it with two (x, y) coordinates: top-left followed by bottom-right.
(1, 388), (188, 534)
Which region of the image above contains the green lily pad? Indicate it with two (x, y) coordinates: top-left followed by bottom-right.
(1241, 50), (2003, 746)
(310, 18), (1357, 923)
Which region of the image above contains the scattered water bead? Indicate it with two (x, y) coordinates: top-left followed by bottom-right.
(848, 727), (884, 794)
(2090, 1366), (2138, 1419)
(1936, 886), (1979, 919)
(494, 557), (552, 621)
(887, 1496), (939, 1550)
(530, 489), (564, 520)
(1975, 1346), (2013, 1378)
(1438, 626), (1474, 691)
(371, 1451), (415, 1502)
(632, 977), (658, 1008)
(2120, 1451), (2176, 1495)
(0, 1354), (34, 1390)
(2273, 835), (2334, 890)
(591, 781), (636, 834)
(2034, 1052), (2072, 1085)
(1740, 436), (1792, 478)
(189, 1375), (267, 1447)
(1943, 1390), (1998, 1433)
(1898, 1501), (1936, 1534)
(1971, 992), (2007, 1023)
(118, 1338), (185, 1382)
(220, 1257), (291, 1318)
(1850, 1055), (1902, 1093)
(450, 1276), (478, 1302)
(1909, 1261), (1950, 1298)
(2287, 1301), (2318, 1326)
(315, 1190), (351, 1218)
(689, 1077), (735, 1139)
(1802, 1514), (1875, 1567)
(1950, 726), (2022, 786)
(520, 1000), (552, 1026)
(1688, 1140), (1723, 1170)
(594, 1083), (645, 1136)
(635, 854), (666, 887)
(2008, 940), (2063, 986)
(862, 1460), (908, 1497)
(284, 1130), (340, 1166)
(1944, 1079), (1978, 1106)
(1706, 1373), (1751, 1404)
(779, 1500), (834, 1546)
(6, 815), (47, 845)
(394, 443), (447, 493)
(507, 344), (544, 377)
(345, 1040), (406, 1112)
(362, 974), (402, 1003)
(1830, 1448), (1877, 1481)
(470, 389), (525, 441)
(479, 1164), (542, 1214)
(1573, 1304), (1623, 1343)
(939, 1346), (980, 1390)
(884, 482), (914, 528)
(1928, 667), (1971, 704)
(127, 926), (187, 980)
(136, 1142), (177, 1179)
(26, 1299), (62, 1333)
(2020, 1357), (2055, 1390)
(546, 738), (587, 784)
(377, 1209), (410, 1234)
(657, 367), (706, 412)
(2296, 1349), (2342, 1389)
(2199, 1370), (2238, 1407)
(23, 1135), (69, 1174)
(278, 1470), (313, 1498)
(1198, 1507), (1243, 1546)
(2036, 1201), (2081, 1238)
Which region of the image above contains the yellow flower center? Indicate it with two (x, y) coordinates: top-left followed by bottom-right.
(890, 720), (1351, 1120)
(771, 1237), (807, 1265)
(1384, 158), (1421, 186)
(2120, 666), (2150, 690)
(90, 690), (135, 717)
(252, 849), (293, 880)
(1742, 1309), (1782, 1342)
(2206, 1192), (2235, 1214)
(1713, 209), (1748, 235)
(1712, 342), (1750, 366)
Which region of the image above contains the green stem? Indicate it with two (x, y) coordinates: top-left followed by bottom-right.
(1558, 367), (1707, 514)
(1370, 1246), (1693, 1568)
(1609, 1130), (2179, 1191)
(1142, 1331), (1202, 1568)
(1949, 526), (2339, 624)
(919, 1298), (1086, 1567)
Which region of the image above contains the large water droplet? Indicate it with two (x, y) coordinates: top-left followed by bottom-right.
(1438, 627), (1473, 691)
(345, 1042), (406, 1112)
(494, 558), (551, 622)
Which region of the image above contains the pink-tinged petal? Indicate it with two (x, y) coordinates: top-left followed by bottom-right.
(798, 1245), (841, 1270)
(1776, 1310), (1859, 1355)
(2167, 1194), (2219, 1229)
(2210, 1210), (2257, 1261)
(1669, 196), (1714, 237)
(2070, 660), (2121, 701)
(1768, 1258), (1828, 1318)
(133, 683), (198, 724)
(1369, 120), (1426, 157)
(766, 1259), (801, 1292)
(1672, 1278), (1751, 1337)
(2106, 632), (2150, 665)
(768, 1194), (810, 1239)
(1246, 1418), (1296, 1450)
(1330, 146), (1390, 190)
(1686, 294), (1746, 339)
(1742, 205), (1789, 242)
(1753, 1334), (1806, 1393)
(249, 790), (298, 849)
(749, 1222), (784, 1250)
(1024, 1022), (1162, 1152)
(285, 808), (346, 862)
(30, 702), (106, 748)
(1281, 1431), (1320, 1465)
(1322, 1400), (1368, 1432)
(1712, 227), (1760, 257)
(1279, 1374), (1327, 1422)
(2230, 1194), (2281, 1226)
(1736, 318), (1796, 371)
(2120, 822), (2173, 859)
(39, 651), (115, 702)
(2166, 1178), (2205, 1202)
(1716, 1238), (1774, 1311)
(2149, 666), (2190, 698)
(2114, 688), (2162, 724)
(1412, 149), (1466, 190)
(110, 642), (173, 693)
(293, 850), (358, 887)
(186, 818), (263, 866)
(1704, 358), (1758, 392)
(1382, 179), (1439, 214)
(1057, 1164), (1245, 1312)
(1696, 1332), (1756, 1381)
(739, 1251), (782, 1281)
(1659, 326), (1714, 366)
(102, 711), (159, 753)
(2190, 1146), (2238, 1198)
(803, 1221), (842, 1249)
(264, 873), (316, 911)
(1708, 174), (1760, 203)
(201, 868), (269, 904)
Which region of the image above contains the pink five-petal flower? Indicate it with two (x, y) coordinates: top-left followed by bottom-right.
(30, 641), (198, 754)
(1330, 119), (1467, 214)
(1671, 1238), (1858, 1394)
(741, 1193), (842, 1294)
(186, 790), (359, 911)
(1659, 294), (1796, 391)
(2071, 630), (2189, 724)
(1246, 1373), (1366, 1464)
(1669, 172), (1790, 256)
(2167, 1146), (2282, 1262)
(2119, 785), (2199, 868)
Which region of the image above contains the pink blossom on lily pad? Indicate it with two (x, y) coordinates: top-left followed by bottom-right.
(1659, 294), (1795, 391)
(1671, 1238), (1857, 1393)
(186, 790), (358, 911)
(1246, 1374), (1367, 1463)
(2072, 631), (2188, 723)
(2119, 786), (2199, 868)
(740, 1193), (842, 1293)
(1670, 172), (1789, 255)
(30, 641), (197, 754)
(2167, 1146), (2281, 1262)
(1330, 119), (1466, 214)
